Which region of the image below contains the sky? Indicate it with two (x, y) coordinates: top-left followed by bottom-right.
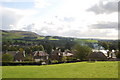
(0, 0), (119, 39)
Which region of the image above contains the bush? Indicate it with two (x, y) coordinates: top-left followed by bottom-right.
(62, 56), (67, 62)
(24, 55), (33, 61)
(51, 60), (58, 63)
(66, 57), (75, 61)
(2, 61), (41, 66)
(2, 53), (13, 62)
(116, 51), (120, 59)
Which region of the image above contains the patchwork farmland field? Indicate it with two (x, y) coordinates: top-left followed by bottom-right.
(2, 61), (118, 78)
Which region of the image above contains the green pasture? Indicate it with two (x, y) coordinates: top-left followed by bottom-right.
(75, 39), (98, 43)
(2, 61), (118, 78)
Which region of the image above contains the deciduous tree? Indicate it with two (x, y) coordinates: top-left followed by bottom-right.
(72, 44), (92, 61)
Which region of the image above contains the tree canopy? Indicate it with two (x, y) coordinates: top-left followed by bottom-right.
(72, 44), (92, 61)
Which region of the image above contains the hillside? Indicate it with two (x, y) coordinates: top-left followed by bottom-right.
(2, 30), (41, 40)
(2, 30), (62, 41)
(1, 30), (98, 43)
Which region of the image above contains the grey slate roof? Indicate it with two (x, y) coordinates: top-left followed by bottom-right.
(88, 52), (108, 60)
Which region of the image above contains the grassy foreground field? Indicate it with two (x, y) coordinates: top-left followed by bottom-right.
(2, 61), (118, 78)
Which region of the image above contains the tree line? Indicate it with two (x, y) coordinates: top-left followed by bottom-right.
(2, 39), (120, 62)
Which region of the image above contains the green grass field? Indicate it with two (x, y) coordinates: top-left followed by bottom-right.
(2, 61), (118, 78)
(75, 39), (98, 43)
(49, 37), (59, 40)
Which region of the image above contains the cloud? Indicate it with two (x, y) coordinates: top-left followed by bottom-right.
(34, 27), (59, 36)
(21, 14), (118, 39)
(1, 0), (118, 39)
(43, 21), (55, 25)
(90, 22), (118, 30)
(61, 30), (82, 37)
(62, 17), (75, 22)
(19, 16), (118, 39)
(34, 0), (51, 8)
(39, 28), (117, 39)
(87, 0), (118, 14)
(1, 6), (38, 30)
(23, 23), (35, 31)
(1, 6), (23, 30)
(68, 29), (118, 39)
(54, 16), (75, 23)
(1, 0), (34, 2)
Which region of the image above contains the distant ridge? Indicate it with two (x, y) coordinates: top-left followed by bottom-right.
(1, 30), (116, 42)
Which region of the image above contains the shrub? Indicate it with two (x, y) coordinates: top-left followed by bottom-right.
(51, 60), (58, 63)
(116, 51), (120, 59)
(2, 53), (13, 62)
(24, 55), (33, 61)
(62, 56), (67, 62)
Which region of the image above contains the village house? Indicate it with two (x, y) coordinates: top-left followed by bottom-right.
(62, 50), (75, 61)
(14, 51), (26, 62)
(107, 50), (117, 59)
(50, 49), (63, 61)
(2, 48), (118, 63)
(88, 52), (108, 61)
(4, 51), (26, 62)
(33, 51), (49, 62)
(88, 49), (117, 61)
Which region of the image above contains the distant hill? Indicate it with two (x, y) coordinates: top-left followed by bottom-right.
(1, 30), (98, 43)
(1, 30), (41, 40)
